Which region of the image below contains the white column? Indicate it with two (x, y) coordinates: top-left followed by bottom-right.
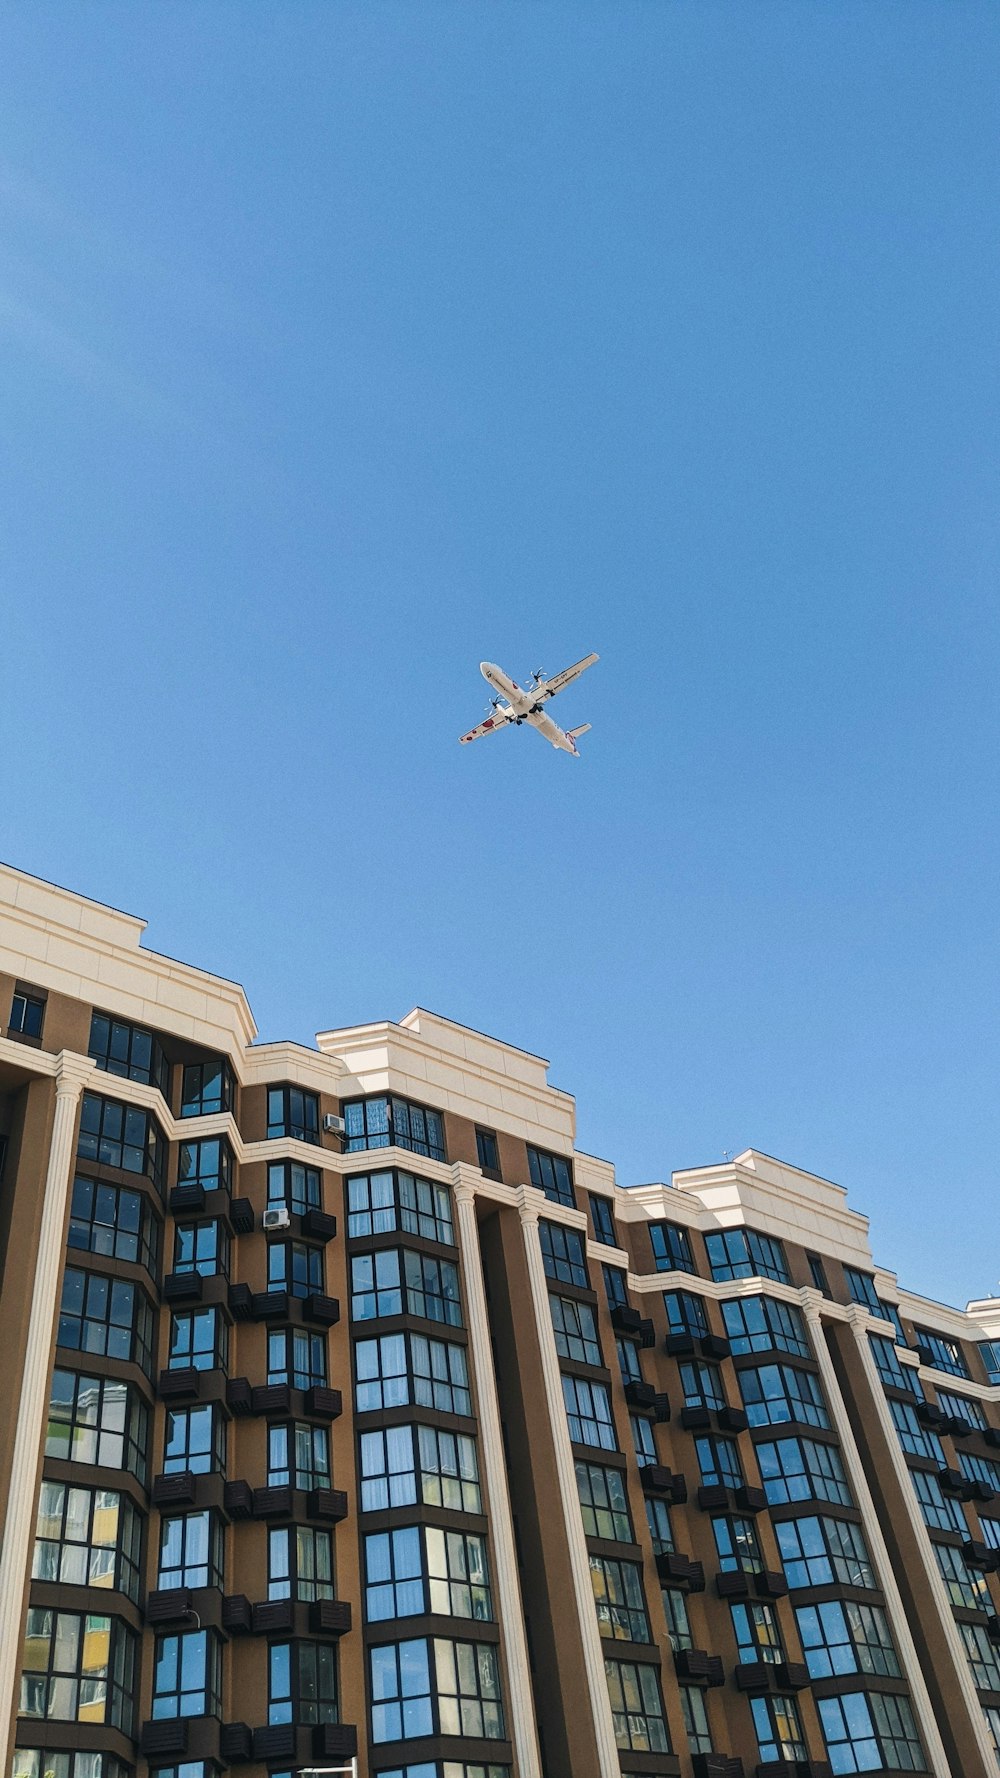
(843, 1303), (996, 1778)
(800, 1293), (957, 1778)
(517, 1194), (621, 1778)
(0, 1053), (95, 1764)
(452, 1179), (542, 1778)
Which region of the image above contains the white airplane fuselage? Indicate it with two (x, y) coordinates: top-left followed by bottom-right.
(480, 661), (582, 754)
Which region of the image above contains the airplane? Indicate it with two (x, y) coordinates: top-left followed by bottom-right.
(459, 653), (599, 755)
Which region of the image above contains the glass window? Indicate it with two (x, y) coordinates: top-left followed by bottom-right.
(722, 1295), (809, 1358)
(345, 1095), (445, 1162)
(539, 1220), (588, 1288)
(590, 1555), (650, 1642)
(365, 1526), (424, 1620)
(712, 1515), (762, 1574)
(549, 1294), (602, 1365)
(602, 1264), (628, 1311)
(347, 1170), (453, 1244)
(32, 1483), (142, 1603)
(435, 1638), (504, 1739)
(173, 1219), (228, 1279)
(267, 1085), (320, 1145)
(844, 1268), (904, 1340)
(267, 1421), (330, 1490)
(661, 1587), (691, 1651)
(168, 1307), (228, 1373)
(267, 1327), (328, 1390)
(618, 1337), (643, 1385)
(527, 1145), (574, 1207)
(12, 1755), (129, 1778)
(774, 1516), (874, 1590)
(888, 1397), (945, 1464)
(631, 1414), (656, 1464)
(176, 1137), (232, 1195)
(737, 1361), (829, 1429)
(267, 1159), (321, 1213)
(731, 1601), (783, 1665)
(576, 1461), (633, 1541)
(645, 1495), (673, 1555)
(817, 1691), (924, 1773)
(589, 1194), (617, 1246)
(915, 1328), (970, 1378)
(359, 1425), (481, 1514)
(869, 1334), (921, 1396)
(979, 1516), (1000, 1552)
(88, 1012), (168, 1095)
(355, 1331), (472, 1417)
(807, 1253), (830, 1293)
(268, 1526), (335, 1601)
(68, 1177), (159, 1277)
(10, 988), (45, 1038)
(350, 1249), (463, 1326)
(649, 1223), (696, 1275)
(367, 1527), (492, 1622)
(563, 1375), (617, 1450)
(910, 1467), (967, 1534)
(750, 1695), (806, 1764)
(756, 1435), (852, 1507)
(163, 1404), (227, 1478)
(961, 1620), (1000, 1690)
(369, 1640), (433, 1742)
(57, 1269), (154, 1377)
(935, 1540), (990, 1611)
(46, 1369), (149, 1484)
(979, 1342), (1000, 1386)
(679, 1684), (712, 1755)
(795, 1600), (899, 1679)
(984, 1704), (1000, 1768)
(695, 1435), (743, 1489)
(476, 1128), (501, 1176)
(158, 1511), (224, 1591)
(268, 1240), (324, 1299)
(18, 1610), (136, 1732)
(180, 1059), (233, 1118)
(959, 1449), (1000, 1490)
(369, 1640), (504, 1743)
(663, 1291), (708, 1338)
(77, 1093), (165, 1190)
(604, 1659), (670, 1753)
(679, 1360), (725, 1411)
(704, 1228), (789, 1285)
(268, 1640), (338, 1724)
(937, 1387), (987, 1430)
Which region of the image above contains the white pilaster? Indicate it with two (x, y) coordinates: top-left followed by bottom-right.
(843, 1302), (995, 1778)
(0, 1053), (95, 1765)
(517, 1192), (621, 1778)
(800, 1293), (957, 1778)
(452, 1176), (542, 1778)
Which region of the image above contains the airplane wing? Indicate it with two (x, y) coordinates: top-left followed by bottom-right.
(459, 712), (514, 744)
(535, 652), (599, 702)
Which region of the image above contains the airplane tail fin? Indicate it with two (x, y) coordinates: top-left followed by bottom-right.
(566, 723), (591, 755)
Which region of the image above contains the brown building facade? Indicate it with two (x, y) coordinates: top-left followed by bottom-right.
(2, 862), (1000, 1778)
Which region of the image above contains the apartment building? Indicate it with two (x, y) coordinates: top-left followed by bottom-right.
(2, 860), (1000, 1778)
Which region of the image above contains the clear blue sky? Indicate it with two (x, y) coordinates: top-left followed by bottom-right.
(3, 4), (999, 1308)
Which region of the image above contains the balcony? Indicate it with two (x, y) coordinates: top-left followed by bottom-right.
(251, 1726), (296, 1764)
(718, 1405), (749, 1434)
(734, 1660), (772, 1693)
(682, 1405), (712, 1432)
(252, 1484), (294, 1519)
(228, 1283), (253, 1321)
(219, 1724), (252, 1764)
(312, 1724), (358, 1760)
(754, 1570), (789, 1600)
(665, 1331), (697, 1357)
(252, 1289), (289, 1320)
(697, 1483), (731, 1512)
(226, 1377), (253, 1415)
(715, 1570), (751, 1600)
(251, 1382), (293, 1415)
(639, 1464), (687, 1502)
(656, 1551), (705, 1591)
(673, 1648), (724, 1687)
(625, 1380), (657, 1411)
(252, 1599), (294, 1634)
(310, 1599), (352, 1635)
(611, 1304), (643, 1336)
(963, 1539), (1000, 1573)
(700, 1333), (731, 1360)
(224, 1480), (254, 1520)
(735, 1484), (767, 1514)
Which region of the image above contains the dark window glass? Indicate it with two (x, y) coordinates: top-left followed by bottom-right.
(368, 1638), (504, 1744)
(176, 1137), (232, 1195)
(737, 1361), (829, 1429)
(980, 1341), (1000, 1386)
(679, 1360), (725, 1411)
(662, 1587), (691, 1651)
(476, 1129), (500, 1176)
(590, 1555), (650, 1642)
(590, 1194), (617, 1246)
(527, 1145), (575, 1208)
(604, 1659), (670, 1753)
(631, 1413), (656, 1464)
(618, 1336), (643, 1384)
(168, 1307), (228, 1374)
(679, 1682), (712, 1755)
(347, 1170), (453, 1244)
(750, 1695), (806, 1764)
(68, 1176), (159, 1278)
(32, 1481), (142, 1604)
(58, 1268), (154, 1377)
(731, 1601), (783, 1665)
(914, 1327), (970, 1378)
(774, 1516), (874, 1590)
(704, 1228), (789, 1284)
(549, 1294), (602, 1365)
(46, 1369), (149, 1484)
(173, 1219), (229, 1279)
(663, 1291), (708, 1338)
(268, 1525), (335, 1601)
(180, 1058), (234, 1118)
(958, 1449), (1000, 1489)
(10, 990), (45, 1037)
(755, 1436), (852, 1507)
(844, 1267), (904, 1339)
(817, 1691), (924, 1774)
(695, 1434), (743, 1488)
(151, 1629), (222, 1718)
(88, 1012), (168, 1096)
(350, 1249), (462, 1326)
(933, 1542), (990, 1611)
(910, 1467), (967, 1533)
(645, 1495), (673, 1555)
(712, 1516), (762, 1574)
(576, 1461), (633, 1541)
(267, 1422), (331, 1490)
(267, 1160), (321, 1213)
(158, 1511), (224, 1590)
(937, 1387), (986, 1429)
(269, 1640), (338, 1725)
(807, 1253), (830, 1293)
(344, 1095), (445, 1161)
(563, 1375), (617, 1450)
(365, 1526), (492, 1622)
(267, 1327), (328, 1389)
(539, 1221), (588, 1288)
(868, 1333), (921, 1396)
(163, 1404), (227, 1477)
(268, 1240), (324, 1298)
(18, 1610), (136, 1732)
(721, 1295), (808, 1358)
(267, 1085), (320, 1144)
(77, 1093), (165, 1191)
(355, 1331), (472, 1417)
(602, 1264), (628, 1310)
(795, 1599), (899, 1679)
(888, 1398), (944, 1464)
(358, 1424), (481, 1515)
(649, 1223), (696, 1275)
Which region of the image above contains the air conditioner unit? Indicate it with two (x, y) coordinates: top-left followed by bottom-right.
(323, 1113), (346, 1135)
(262, 1206), (291, 1231)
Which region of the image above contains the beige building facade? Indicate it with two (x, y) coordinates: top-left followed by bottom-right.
(2, 862), (1000, 1778)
